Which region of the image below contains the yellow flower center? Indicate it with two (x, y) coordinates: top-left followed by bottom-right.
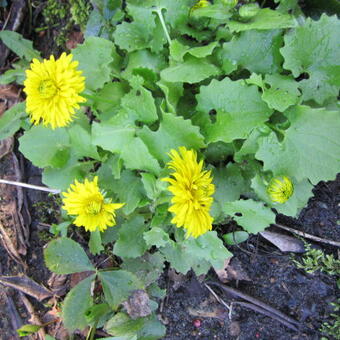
(85, 199), (103, 215)
(38, 79), (58, 99)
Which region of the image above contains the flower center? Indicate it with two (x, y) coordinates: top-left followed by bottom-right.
(38, 79), (57, 99)
(85, 199), (103, 215)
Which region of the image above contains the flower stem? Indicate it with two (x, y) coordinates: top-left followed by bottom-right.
(0, 179), (60, 194)
(154, 7), (171, 45)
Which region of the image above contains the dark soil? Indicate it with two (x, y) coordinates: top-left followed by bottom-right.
(162, 176), (340, 340)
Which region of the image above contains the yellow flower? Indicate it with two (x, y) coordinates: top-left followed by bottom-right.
(23, 52), (86, 129)
(163, 147), (215, 238)
(62, 177), (124, 232)
(191, 0), (210, 12)
(267, 176), (294, 204)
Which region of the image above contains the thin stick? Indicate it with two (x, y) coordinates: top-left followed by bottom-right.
(274, 223), (340, 248)
(0, 179), (60, 194)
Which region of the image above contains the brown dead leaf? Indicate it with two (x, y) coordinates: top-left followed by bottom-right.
(0, 85), (20, 100)
(0, 137), (14, 159)
(70, 271), (93, 288)
(122, 290), (152, 319)
(47, 273), (68, 296)
(168, 268), (186, 291)
(260, 231), (305, 253)
(214, 257), (251, 283)
(0, 275), (53, 301)
(66, 31), (84, 50)
(214, 258), (232, 283)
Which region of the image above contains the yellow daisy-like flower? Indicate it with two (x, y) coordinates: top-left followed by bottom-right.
(267, 176), (294, 204)
(191, 0), (210, 12)
(163, 147), (215, 238)
(62, 177), (124, 232)
(23, 52), (86, 129)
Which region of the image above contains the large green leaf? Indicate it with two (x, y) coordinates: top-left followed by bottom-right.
(280, 15), (340, 104)
(256, 106), (340, 184)
(161, 55), (219, 84)
(72, 37), (115, 90)
(228, 8), (296, 32)
(224, 199), (276, 234)
(113, 216), (149, 258)
(44, 238), (95, 274)
(0, 30), (40, 60)
(221, 29), (283, 74)
(62, 275), (95, 331)
(138, 112), (205, 163)
(196, 77), (272, 143)
(98, 270), (144, 308)
(19, 126), (70, 168)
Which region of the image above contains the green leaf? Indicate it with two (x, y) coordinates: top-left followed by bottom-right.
(89, 230), (104, 255)
(280, 15), (340, 104)
(223, 231), (249, 245)
(221, 29), (283, 74)
(121, 137), (161, 175)
(85, 303), (110, 323)
(44, 237), (95, 274)
(170, 40), (218, 62)
(161, 55), (219, 84)
(0, 102), (26, 140)
(42, 155), (93, 191)
(228, 8), (296, 32)
(212, 164), (248, 221)
(139, 112), (205, 163)
(17, 324), (42, 337)
(121, 85), (158, 124)
(111, 170), (146, 215)
(113, 22), (150, 52)
(196, 78), (272, 143)
(19, 126), (70, 168)
(122, 252), (165, 286)
(0, 30), (40, 60)
(141, 173), (158, 200)
(98, 270), (144, 308)
(92, 120), (135, 153)
(73, 37), (114, 90)
(143, 227), (170, 248)
(93, 82), (129, 116)
(255, 105), (340, 184)
(157, 80), (183, 113)
(105, 312), (166, 340)
(62, 274), (95, 331)
(68, 123), (100, 160)
(251, 174), (313, 217)
(261, 74), (300, 112)
(161, 232), (232, 275)
(50, 222), (70, 237)
(224, 199), (276, 234)
(113, 216), (149, 258)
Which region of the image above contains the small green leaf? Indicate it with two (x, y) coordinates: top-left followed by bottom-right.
(17, 324), (42, 337)
(92, 120), (135, 154)
(143, 227), (171, 248)
(228, 8), (296, 32)
(85, 303), (110, 323)
(161, 55), (219, 84)
(72, 37), (114, 90)
(0, 102), (26, 140)
(19, 126), (70, 168)
(113, 216), (149, 259)
(223, 231), (249, 245)
(111, 170), (147, 215)
(62, 275), (95, 331)
(261, 74), (300, 112)
(99, 270), (144, 308)
(224, 199), (276, 234)
(50, 222), (70, 237)
(0, 30), (40, 60)
(139, 112), (205, 164)
(89, 230), (104, 255)
(44, 237), (95, 274)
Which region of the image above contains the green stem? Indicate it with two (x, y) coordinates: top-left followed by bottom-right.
(154, 7), (171, 45)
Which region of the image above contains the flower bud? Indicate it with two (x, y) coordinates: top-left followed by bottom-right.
(267, 176), (294, 204)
